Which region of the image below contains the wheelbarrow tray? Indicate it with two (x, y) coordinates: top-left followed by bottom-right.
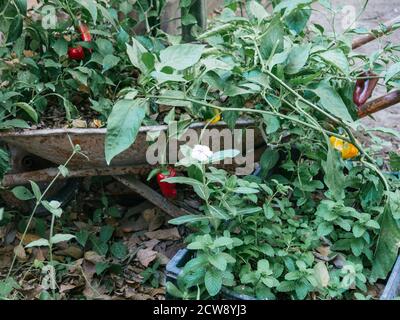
(0, 119), (262, 169)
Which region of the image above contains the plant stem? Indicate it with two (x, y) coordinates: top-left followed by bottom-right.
(6, 150), (77, 279)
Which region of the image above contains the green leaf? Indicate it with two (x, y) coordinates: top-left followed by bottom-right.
(11, 186), (34, 201)
(95, 262), (109, 275)
(260, 17), (284, 60)
(105, 98), (147, 165)
(352, 224), (366, 238)
(166, 282), (184, 298)
(0, 148), (11, 181)
(159, 44), (205, 71)
(102, 54), (120, 73)
(25, 238), (50, 248)
(126, 38), (148, 73)
(15, 102), (38, 122)
(368, 127), (400, 139)
(0, 119), (30, 129)
(319, 49), (350, 76)
(371, 205), (400, 281)
(169, 214), (209, 225)
(322, 145), (345, 201)
(205, 268), (223, 296)
(263, 114), (280, 134)
(233, 187), (259, 194)
(76, 0), (97, 23)
(7, 15), (23, 43)
(41, 200), (63, 217)
(162, 177), (203, 187)
(285, 8), (311, 34)
(100, 225), (114, 242)
(110, 242), (128, 260)
(208, 255), (227, 271)
(208, 205), (230, 220)
(285, 44), (311, 74)
(15, 0), (27, 15)
(52, 39), (68, 57)
(314, 82), (353, 123)
(58, 165), (69, 177)
(51, 234), (76, 244)
(317, 222), (334, 236)
(389, 152), (400, 171)
(29, 180), (41, 201)
(213, 236), (234, 247)
(247, 0), (269, 22)
(76, 229), (89, 247)
(260, 148), (279, 177)
(385, 62), (400, 83)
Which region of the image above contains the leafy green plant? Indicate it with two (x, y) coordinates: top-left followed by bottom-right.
(163, 138), (399, 299)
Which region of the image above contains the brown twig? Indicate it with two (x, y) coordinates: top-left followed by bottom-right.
(352, 15), (400, 49)
(358, 90), (400, 118)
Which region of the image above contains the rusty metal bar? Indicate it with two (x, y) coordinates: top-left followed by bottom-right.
(352, 15), (400, 49)
(113, 175), (187, 218)
(358, 90), (400, 118)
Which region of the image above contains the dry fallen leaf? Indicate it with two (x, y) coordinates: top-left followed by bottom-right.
(156, 252), (170, 266)
(72, 119), (87, 128)
(148, 212), (165, 232)
(145, 228), (180, 241)
(23, 50), (35, 57)
(136, 248), (157, 267)
(17, 232), (41, 245)
(313, 262), (330, 287)
(84, 251), (104, 264)
(143, 208), (156, 222)
(14, 244), (27, 261)
(56, 245), (83, 259)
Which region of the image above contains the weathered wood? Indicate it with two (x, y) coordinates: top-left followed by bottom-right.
(113, 175), (188, 218)
(358, 90), (400, 118)
(352, 15), (400, 49)
(1, 165), (155, 187)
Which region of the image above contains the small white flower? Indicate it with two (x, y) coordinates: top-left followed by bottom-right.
(191, 145), (213, 162)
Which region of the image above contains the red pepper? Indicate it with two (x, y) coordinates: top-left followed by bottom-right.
(68, 46), (85, 60)
(77, 23), (91, 42)
(353, 71), (379, 107)
(157, 168), (177, 199)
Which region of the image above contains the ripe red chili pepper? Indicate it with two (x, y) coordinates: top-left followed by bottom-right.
(157, 168), (177, 199)
(77, 23), (91, 42)
(353, 71), (379, 107)
(68, 46), (85, 60)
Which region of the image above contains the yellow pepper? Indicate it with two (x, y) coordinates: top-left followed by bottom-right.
(206, 112), (221, 124)
(329, 136), (359, 160)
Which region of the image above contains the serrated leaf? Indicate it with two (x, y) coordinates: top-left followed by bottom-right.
(205, 268), (223, 296)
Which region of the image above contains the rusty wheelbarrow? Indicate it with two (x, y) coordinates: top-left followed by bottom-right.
(0, 119), (266, 216)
